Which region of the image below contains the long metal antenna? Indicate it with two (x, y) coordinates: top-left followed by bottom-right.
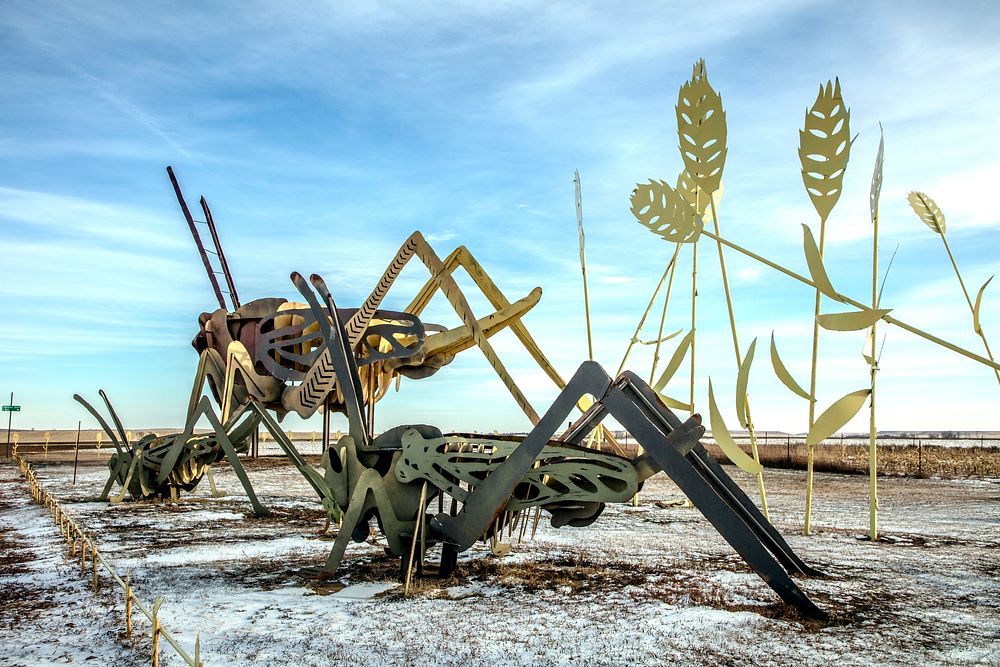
(166, 166), (227, 311)
(200, 196), (241, 310)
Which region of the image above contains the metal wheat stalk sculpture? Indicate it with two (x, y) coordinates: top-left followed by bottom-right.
(575, 170), (595, 363)
(675, 60), (769, 517)
(907, 191), (1000, 386)
(867, 126), (885, 541)
(799, 79), (854, 535)
(631, 62), (770, 507)
(631, 66), (1000, 536)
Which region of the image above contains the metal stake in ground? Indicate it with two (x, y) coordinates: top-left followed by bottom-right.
(72, 421), (81, 484)
(4, 392), (12, 458)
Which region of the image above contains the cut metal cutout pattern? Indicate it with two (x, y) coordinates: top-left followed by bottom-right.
(676, 59), (727, 196)
(631, 179), (704, 244)
(799, 79), (853, 221)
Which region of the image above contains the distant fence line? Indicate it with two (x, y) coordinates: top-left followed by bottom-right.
(7, 429), (1000, 477)
(609, 432), (1000, 478)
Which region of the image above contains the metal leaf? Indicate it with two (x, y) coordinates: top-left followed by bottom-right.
(802, 224), (839, 300)
(631, 179), (704, 244)
(770, 333), (812, 401)
(656, 392), (693, 412)
(676, 59), (727, 196)
(974, 275), (993, 335)
(870, 124), (884, 224)
(799, 78), (853, 221)
(639, 328), (683, 345)
(735, 338), (757, 428)
(907, 191), (946, 235)
(818, 308), (892, 332)
(862, 327), (876, 366)
(708, 379), (762, 475)
(806, 389), (871, 446)
(653, 330), (695, 392)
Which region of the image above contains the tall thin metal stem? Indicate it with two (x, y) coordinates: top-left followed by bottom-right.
(804, 215), (828, 535)
(574, 171), (594, 362)
(689, 240), (698, 416)
(939, 234), (1000, 386)
(868, 207), (880, 541)
(649, 244), (682, 384)
(697, 228), (1000, 370)
(708, 198), (768, 520)
(617, 257), (677, 376)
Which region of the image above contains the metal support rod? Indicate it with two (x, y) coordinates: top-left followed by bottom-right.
(321, 396), (331, 454)
(366, 371), (376, 440)
(72, 421), (81, 485)
(4, 392), (11, 458)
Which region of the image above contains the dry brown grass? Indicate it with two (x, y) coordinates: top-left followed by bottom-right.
(606, 437), (1000, 477)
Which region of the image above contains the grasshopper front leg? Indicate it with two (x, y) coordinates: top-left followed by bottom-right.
(300, 466), (421, 578)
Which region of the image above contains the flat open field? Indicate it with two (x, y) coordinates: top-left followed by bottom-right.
(1, 456), (998, 666)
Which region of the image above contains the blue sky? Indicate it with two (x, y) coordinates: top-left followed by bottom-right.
(2, 1), (999, 434)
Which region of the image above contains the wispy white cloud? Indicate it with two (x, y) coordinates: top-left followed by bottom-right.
(0, 187), (189, 250)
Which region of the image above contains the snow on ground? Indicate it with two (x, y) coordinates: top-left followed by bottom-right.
(0, 466), (148, 667)
(1, 456), (998, 666)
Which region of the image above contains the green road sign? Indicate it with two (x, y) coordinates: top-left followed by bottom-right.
(2, 405), (20, 412)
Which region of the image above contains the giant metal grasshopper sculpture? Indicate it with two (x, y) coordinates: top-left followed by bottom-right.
(87, 167), (585, 506)
(206, 270), (829, 620)
(75, 168), (563, 510)
(169, 166), (547, 430)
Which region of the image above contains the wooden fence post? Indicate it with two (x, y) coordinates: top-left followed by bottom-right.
(125, 573), (133, 638)
(19, 449), (203, 667)
(151, 596), (163, 667)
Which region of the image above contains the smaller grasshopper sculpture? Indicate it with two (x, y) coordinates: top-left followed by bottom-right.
(73, 389), (273, 515)
(220, 270), (830, 620)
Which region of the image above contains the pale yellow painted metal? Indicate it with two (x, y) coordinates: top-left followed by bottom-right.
(868, 125), (884, 542)
(974, 276), (993, 335)
(907, 191), (946, 234)
(769, 334), (812, 401)
(799, 79), (854, 222)
(631, 179), (704, 243)
(652, 330), (694, 393)
(707, 380), (763, 475)
(818, 308), (892, 332)
(802, 224), (839, 300)
(735, 338), (757, 429)
(806, 389), (871, 447)
(676, 59), (726, 196)
(575, 170), (594, 362)
(655, 392), (692, 412)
